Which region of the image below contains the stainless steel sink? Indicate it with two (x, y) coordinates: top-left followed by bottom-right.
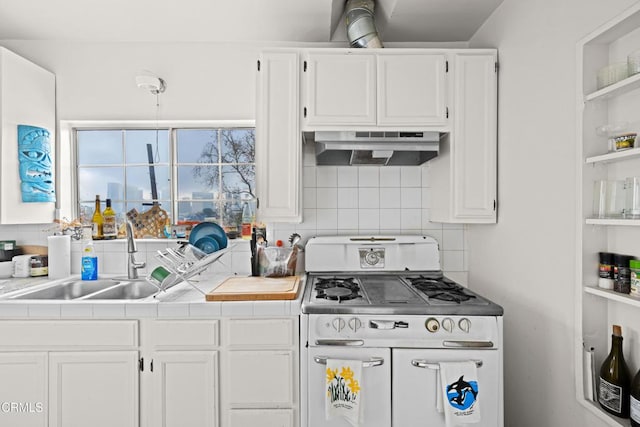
(85, 280), (159, 300)
(9, 279), (122, 300)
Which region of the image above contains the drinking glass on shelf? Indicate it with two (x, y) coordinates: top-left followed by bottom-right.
(624, 177), (640, 219)
(593, 180), (625, 218)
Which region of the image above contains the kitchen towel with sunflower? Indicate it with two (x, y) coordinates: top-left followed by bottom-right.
(325, 359), (363, 426)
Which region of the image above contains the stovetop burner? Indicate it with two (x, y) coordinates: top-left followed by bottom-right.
(314, 277), (362, 302)
(406, 276), (477, 304)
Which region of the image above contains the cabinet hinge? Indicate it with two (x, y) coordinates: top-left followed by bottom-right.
(446, 107), (449, 119)
(150, 359), (154, 372)
(493, 200), (497, 211)
(445, 60), (449, 73)
(256, 198), (260, 209)
(257, 60), (261, 71)
(303, 61), (307, 72)
(304, 107), (307, 118)
(495, 62), (499, 73)
(139, 357), (144, 372)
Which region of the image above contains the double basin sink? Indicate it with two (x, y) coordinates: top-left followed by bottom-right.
(5, 279), (160, 301)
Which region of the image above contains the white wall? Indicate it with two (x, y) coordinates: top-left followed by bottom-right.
(467, 0), (636, 426)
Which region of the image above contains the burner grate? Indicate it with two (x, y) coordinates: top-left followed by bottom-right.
(314, 277), (362, 302)
(407, 276), (476, 304)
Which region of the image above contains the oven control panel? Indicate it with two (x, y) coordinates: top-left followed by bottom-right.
(309, 314), (501, 348)
(358, 247), (385, 268)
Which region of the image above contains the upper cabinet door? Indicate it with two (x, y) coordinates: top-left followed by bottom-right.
(377, 53), (447, 126)
(255, 50), (302, 223)
(451, 52), (498, 221)
(304, 52), (376, 126)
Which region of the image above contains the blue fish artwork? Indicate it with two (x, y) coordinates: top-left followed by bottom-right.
(17, 125), (55, 203)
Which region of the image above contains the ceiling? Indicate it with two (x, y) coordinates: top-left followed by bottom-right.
(0, 0), (503, 43)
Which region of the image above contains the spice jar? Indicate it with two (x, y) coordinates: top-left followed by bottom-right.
(599, 252), (615, 290)
(614, 254), (634, 294)
(630, 260), (640, 298)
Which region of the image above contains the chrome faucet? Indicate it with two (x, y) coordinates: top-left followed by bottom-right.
(126, 221), (146, 279)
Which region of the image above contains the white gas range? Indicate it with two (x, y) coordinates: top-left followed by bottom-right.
(300, 235), (504, 427)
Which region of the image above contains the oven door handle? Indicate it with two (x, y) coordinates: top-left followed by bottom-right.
(315, 339), (364, 346)
(411, 359), (483, 370)
(443, 340), (494, 348)
(314, 356), (384, 368)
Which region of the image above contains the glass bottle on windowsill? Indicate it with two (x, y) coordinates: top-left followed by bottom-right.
(91, 195), (104, 240)
(102, 199), (117, 240)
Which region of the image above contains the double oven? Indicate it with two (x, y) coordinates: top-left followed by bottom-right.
(300, 236), (504, 427)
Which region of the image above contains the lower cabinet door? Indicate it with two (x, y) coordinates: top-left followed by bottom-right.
(151, 351), (218, 427)
(0, 352), (47, 427)
(49, 351), (139, 427)
(228, 409), (294, 427)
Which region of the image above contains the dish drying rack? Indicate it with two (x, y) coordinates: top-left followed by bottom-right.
(150, 244), (232, 295)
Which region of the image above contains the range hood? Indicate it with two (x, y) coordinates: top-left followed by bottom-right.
(308, 130), (443, 166)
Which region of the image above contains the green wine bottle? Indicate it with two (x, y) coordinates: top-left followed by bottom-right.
(599, 324), (631, 418)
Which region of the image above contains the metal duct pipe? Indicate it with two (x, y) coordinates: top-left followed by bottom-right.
(345, 0), (383, 48)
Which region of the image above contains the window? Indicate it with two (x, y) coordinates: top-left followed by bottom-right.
(75, 126), (255, 235)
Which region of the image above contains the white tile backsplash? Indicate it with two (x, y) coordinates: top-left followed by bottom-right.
(337, 167), (358, 187)
(380, 167), (401, 187)
(358, 188), (380, 209)
(358, 167), (380, 187)
(316, 188), (338, 208)
(316, 166), (337, 187)
(337, 188), (359, 209)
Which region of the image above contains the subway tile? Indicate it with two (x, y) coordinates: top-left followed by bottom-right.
(401, 167), (422, 187)
(422, 188), (431, 209)
(93, 303), (126, 318)
(337, 167), (358, 187)
(401, 209), (422, 230)
(337, 209), (359, 230)
(316, 166), (337, 187)
(421, 209), (443, 230)
(401, 188), (422, 209)
(442, 251), (464, 272)
(304, 166), (317, 188)
(297, 209), (317, 230)
(380, 209), (401, 230)
(125, 303), (158, 318)
(358, 188), (380, 209)
(220, 301), (254, 316)
(442, 229), (465, 251)
(303, 188), (317, 209)
(253, 301), (287, 316)
(189, 302), (222, 317)
(380, 188), (401, 208)
(359, 229), (381, 235)
(380, 167), (401, 187)
(317, 209), (338, 229)
(338, 188), (359, 209)
(358, 209), (380, 230)
(358, 167), (379, 187)
(27, 303), (61, 318)
(317, 188), (338, 208)
(0, 303), (28, 318)
(421, 165), (430, 187)
(61, 304), (93, 318)
(158, 303), (190, 318)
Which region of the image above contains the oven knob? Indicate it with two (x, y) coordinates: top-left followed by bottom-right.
(348, 318), (362, 331)
(425, 318), (440, 333)
(332, 318), (346, 332)
(441, 318), (455, 333)
(458, 318), (471, 333)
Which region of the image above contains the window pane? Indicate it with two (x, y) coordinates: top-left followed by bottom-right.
(77, 130), (123, 165)
(125, 130), (170, 164)
(221, 165), (255, 199)
(221, 197), (243, 233)
(220, 128), (255, 164)
(78, 167), (124, 201)
(177, 200), (220, 223)
(177, 165), (219, 200)
(177, 129), (218, 163)
(125, 166), (170, 201)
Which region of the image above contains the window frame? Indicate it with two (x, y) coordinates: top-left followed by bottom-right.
(59, 120), (255, 227)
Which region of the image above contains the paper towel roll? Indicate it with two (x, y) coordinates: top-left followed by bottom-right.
(47, 235), (71, 279)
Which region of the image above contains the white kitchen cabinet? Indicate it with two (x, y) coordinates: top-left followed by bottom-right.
(429, 50), (498, 223)
(255, 49), (302, 223)
(0, 47), (56, 224)
(150, 351), (219, 427)
(302, 50), (447, 129)
(228, 409), (294, 427)
(377, 53), (447, 126)
(0, 352), (47, 427)
(575, 4), (640, 426)
(48, 351), (139, 427)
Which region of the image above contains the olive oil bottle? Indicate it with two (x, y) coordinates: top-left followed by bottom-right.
(599, 325), (631, 418)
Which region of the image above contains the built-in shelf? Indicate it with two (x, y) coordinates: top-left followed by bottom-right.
(586, 147), (640, 164)
(585, 72), (640, 102)
(584, 286), (640, 308)
(579, 398), (628, 427)
(586, 218), (640, 226)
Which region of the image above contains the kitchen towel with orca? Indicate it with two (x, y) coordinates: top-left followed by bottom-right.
(325, 359), (363, 426)
(439, 361), (481, 425)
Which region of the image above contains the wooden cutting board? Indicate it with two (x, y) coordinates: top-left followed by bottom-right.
(205, 276), (300, 301)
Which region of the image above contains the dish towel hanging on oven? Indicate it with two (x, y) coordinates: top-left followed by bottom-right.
(439, 361), (481, 425)
(325, 359), (363, 426)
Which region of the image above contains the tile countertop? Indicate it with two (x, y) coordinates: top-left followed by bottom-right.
(0, 273), (305, 318)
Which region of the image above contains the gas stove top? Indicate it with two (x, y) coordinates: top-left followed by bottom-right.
(301, 272), (503, 315)
(301, 235), (504, 316)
